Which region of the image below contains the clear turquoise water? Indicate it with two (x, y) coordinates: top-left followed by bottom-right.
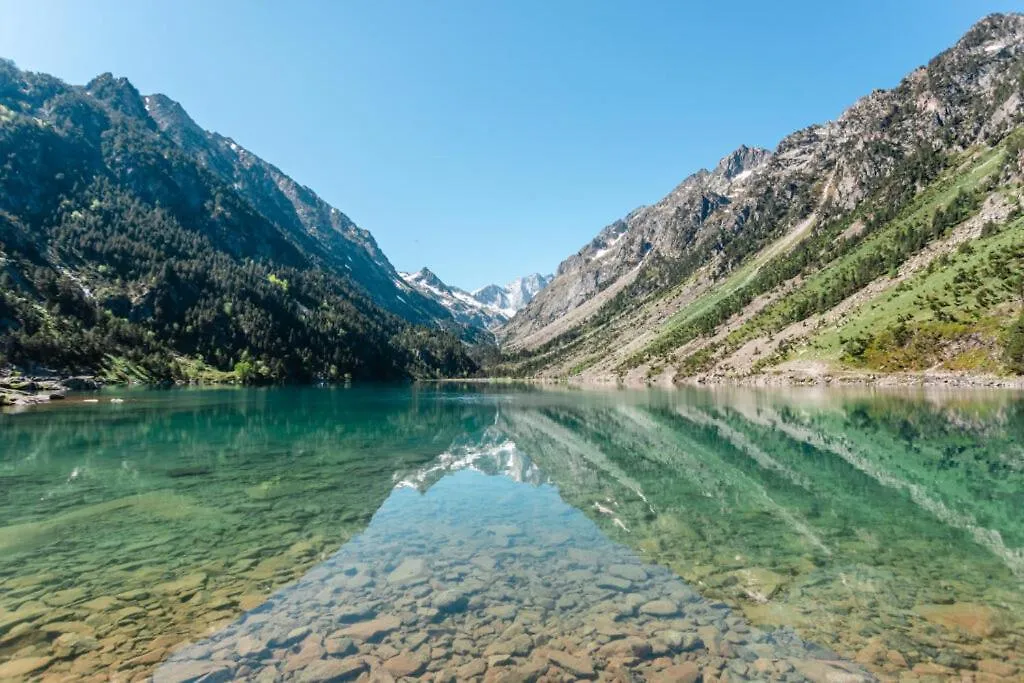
(0, 385), (1021, 681)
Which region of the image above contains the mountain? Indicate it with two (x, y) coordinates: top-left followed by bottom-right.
(0, 61), (477, 383)
(474, 274), (553, 319)
(500, 14), (1024, 384)
(501, 146), (771, 346)
(400, 269), (552, 332)
(142, 92), (449, 327)
(399, 268), (505, 333)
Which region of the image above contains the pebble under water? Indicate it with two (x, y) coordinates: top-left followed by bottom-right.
(0, 385), (1021, 682)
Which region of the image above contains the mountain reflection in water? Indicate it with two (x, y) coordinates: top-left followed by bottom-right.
(1, 385), (1021, 681)
(157, 449), (868, 683)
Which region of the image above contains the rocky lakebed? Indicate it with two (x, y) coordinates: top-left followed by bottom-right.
(1, 386), (1022, 682)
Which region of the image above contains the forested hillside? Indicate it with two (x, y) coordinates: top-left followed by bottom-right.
(499, 14), (1024, 384)
(0, 62), (478, 383)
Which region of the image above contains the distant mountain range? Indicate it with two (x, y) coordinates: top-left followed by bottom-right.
(400, 269), (552, 331)
(500, 14), (1024, 383)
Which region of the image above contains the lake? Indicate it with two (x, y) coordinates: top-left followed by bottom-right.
(0, 385), (1021, 682)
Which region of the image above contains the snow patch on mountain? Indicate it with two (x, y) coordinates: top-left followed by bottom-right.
(473, 274), (553, 318)
(401, 269), (553, 331)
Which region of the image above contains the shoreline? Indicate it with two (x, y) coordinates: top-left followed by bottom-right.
(5, 367), (1022, 410)
(0, 372), (104, 408)
(438, 369), (1024, 391)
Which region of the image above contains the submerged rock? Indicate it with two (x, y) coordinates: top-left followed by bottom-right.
(298, 657), (367, 682)
(338, 615), (402, 642)
(0, 656), (54, 679)
(607, 564), (648, 582)
(915, 602), (1002, 638)
(639, 600), (680, 617)
(151, 659), (235, 683)
(543, 649), (595, 678)
(387, 558), (428, 586)
(382, 651), (426, 677)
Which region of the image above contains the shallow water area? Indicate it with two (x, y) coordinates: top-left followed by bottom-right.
(157, 464), (867, 682)
(0, 385), (1022, 681)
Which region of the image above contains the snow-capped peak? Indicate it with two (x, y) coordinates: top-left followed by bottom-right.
(401, 269), (553, 331)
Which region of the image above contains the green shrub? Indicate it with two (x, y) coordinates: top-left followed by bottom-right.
(1005, 312), (1024, 374)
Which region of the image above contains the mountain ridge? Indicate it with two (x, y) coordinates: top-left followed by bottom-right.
(400, 268), (551, 331)
(142, 92), (452, 328)
(0, 59), (478, 383)
(499, 13), (1024, 384)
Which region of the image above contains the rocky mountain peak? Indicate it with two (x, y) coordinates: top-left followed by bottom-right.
(958, 12), (1024, 50)
(475, 274), (553, 314)
(144, 93), (202, 136)
(85, 72), (151, 123)
(409, 267), (450, 292)
(712, 145), (772, 181)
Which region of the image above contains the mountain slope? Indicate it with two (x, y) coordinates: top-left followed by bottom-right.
(401, 268), (552, 331)
(143, 92), (449, 327)
(0, 61), (477, 382)
(501, 145), (771, 348)
(499, 13), (1024, 384)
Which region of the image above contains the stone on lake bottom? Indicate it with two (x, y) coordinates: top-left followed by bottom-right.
(152, 659), (235, 683)
(157, 572), (208, 596)
(543, 649), (595, 678)
(238, 593), (267, 611)
(485, 604), (517, 620)
(639, 599), (680, 617)
(596, 636), (652, 660)
(42, 587), (87, 607)
(977, 659), (1018, 677)
(457, 658), (488, 678)
(432, 589), (468, 613)
(52, 631), (100, 658)
(915, 602), (1001, 638)
(595, 574), (633, 591)
(235, 634), (268, 658)
(81, 596), (121, 612)
(339, 615), (402, 642)
(607, 564), (648, 582)
(0, 657), (53, 679)
(383, 651), (426, 677)
(648, 661), (700, 683)
(484, 633), (533, 657)
(324, 634), (356, 656)
(298, 657), (368, 682)
(387, 558), (428, 586)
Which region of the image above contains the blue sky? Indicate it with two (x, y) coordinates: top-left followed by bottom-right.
(1, 1), (1021, 290)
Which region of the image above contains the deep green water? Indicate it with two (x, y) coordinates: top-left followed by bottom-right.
(0, 385), (1021, 681)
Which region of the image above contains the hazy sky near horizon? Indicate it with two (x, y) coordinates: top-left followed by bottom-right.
(2, 1), (1021, 289)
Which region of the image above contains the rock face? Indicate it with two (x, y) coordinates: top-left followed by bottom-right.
(500, 14), (1024, 382)
(500, 144), (772, 347)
